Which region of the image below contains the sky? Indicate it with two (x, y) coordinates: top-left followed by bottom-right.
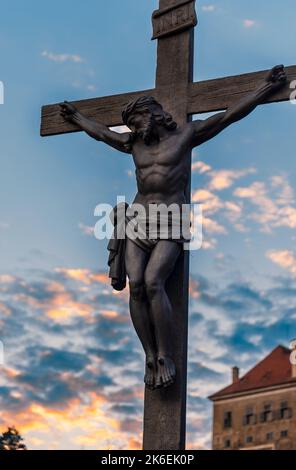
(1, 0), (296, 450)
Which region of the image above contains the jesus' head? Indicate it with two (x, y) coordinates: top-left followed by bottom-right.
(122, 96), (177, 145)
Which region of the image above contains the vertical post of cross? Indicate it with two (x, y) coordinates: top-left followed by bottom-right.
(142, 0), (196, 450)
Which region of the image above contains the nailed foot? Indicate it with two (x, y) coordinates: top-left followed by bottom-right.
(144, 357), (157, 390)
(155, 356), (176, 389)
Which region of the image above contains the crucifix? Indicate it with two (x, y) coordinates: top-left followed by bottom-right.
(40, 0), (295, 450)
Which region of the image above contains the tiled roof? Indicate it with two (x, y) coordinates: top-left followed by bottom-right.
(209, 346), (296, 400)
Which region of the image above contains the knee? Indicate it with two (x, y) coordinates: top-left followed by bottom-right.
(145, 276), (164, 299)
(129, 281), (145, 301)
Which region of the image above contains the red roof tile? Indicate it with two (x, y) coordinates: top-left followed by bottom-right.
(209, 345), (296, 400)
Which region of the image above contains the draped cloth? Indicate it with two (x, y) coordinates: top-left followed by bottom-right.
(107, 202), (191, 291)
(107, 203), (128, 292)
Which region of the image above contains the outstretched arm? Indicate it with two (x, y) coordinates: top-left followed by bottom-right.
(60, 102), (132, 154)
(191, 65), (287, 147)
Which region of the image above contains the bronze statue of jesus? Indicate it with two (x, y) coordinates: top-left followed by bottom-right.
(60, 65), (286, 391)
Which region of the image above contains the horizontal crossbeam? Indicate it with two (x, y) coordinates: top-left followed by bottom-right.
(40, 65), (296, 136)
(40, 89), (154, 136)
(188, 65), (296, 114)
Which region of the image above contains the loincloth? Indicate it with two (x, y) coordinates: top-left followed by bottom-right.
(107, 203), (191, 290)
(125, 206), (191, 253)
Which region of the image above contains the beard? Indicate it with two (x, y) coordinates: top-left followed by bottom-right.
(137, 117), (158, 145)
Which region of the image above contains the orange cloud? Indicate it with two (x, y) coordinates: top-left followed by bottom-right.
(192, 161), (212, 174)
(0, 302), (11, 316)
(208, 168), (256, 192)
(0, 392), (132, 450)
(234, 178), (296, 232)
(56, 268), (110, 286)
(266, 250), (296, 276)
(3, 367), (21, 378)
(0, 275), (16, 283)
(46, 288), (94, 323)
(189, 278), (200, 299)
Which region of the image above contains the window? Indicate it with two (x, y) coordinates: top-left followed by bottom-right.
(243, 406), (256, 425)
(246, 436), (253, 444)
(280, 430), (288, 438)
(223, 411), (232, 429)
(224, 439), (231, 449)
(266, 432), (274, 441)
(260, 404), (273, 423)
(280, 401), (292, 420)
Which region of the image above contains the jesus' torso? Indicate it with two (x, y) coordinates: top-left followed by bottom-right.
(131, 124), (194, 208)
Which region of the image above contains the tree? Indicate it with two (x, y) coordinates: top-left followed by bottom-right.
(0, 427), (27, 450)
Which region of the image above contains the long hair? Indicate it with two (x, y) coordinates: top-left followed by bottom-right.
(122, 96), (177, 149)
(122, 96), (177, 130)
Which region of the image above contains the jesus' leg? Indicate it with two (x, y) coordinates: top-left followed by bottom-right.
(125, 239), (157, 389)
(144, 241), (182, 388)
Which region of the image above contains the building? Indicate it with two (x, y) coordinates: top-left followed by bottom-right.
(209, 344), (296, 450)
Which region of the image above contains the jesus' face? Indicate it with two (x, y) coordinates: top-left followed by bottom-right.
(127, 104), (164, 145)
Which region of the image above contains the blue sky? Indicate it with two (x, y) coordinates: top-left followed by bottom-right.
(1, 0), (296, 449)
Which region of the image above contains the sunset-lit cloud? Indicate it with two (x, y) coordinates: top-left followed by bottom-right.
(1, 393), (124, 450)
(266, 250), (296, 276)
(234, 176), (296, 232)
(208, 168), (256, 192)
(0, 0), (295, 453)
(191, 164), (258, 246)
(56, 268), (110, 286)
(193, 164), (296, 247)
(1, 264), (296, 450)
(192, 161), (212, 174)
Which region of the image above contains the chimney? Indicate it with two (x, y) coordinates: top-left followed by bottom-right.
(290, 339), (296, 378)
(232, 366), (240, 384)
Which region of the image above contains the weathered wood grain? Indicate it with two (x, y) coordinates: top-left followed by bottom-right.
(188, 65), (296, 114)
(152, 0), (197, 40)
(41, 65), (296, 137)
(143, 0), (194, 451)
(40, 89), (155, 136)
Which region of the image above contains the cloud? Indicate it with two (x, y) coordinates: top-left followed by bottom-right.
(201, 5), (216, 12)
(191, 164), (259, 246)
(41, 51), (84, 63)
(1, 263), (295, 450)
(234, 176), (296, 232)
(266, 250), (296, 276)
(192, 161), (211, 174)
(86, 84), (97, 92)
(56, 268), (110, 286)
(202, 216), (227, 235)
(243, 19), (256, 28)
(208, 168), (256, 192)
(192, 189), (223, 214)
(126, 169), (134, 178)
(0, 266), (144, 449)
(271, 175), (295, 205)
(0, 393), (123, 450)
(192, 167), (254, 245)
(79, 223), (94, 236)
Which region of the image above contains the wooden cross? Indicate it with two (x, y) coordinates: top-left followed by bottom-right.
(40, 0), (296, 450)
